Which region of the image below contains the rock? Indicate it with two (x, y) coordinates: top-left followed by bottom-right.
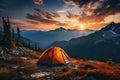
(12, 66), (19, 69)
(30, 72), (52, 79)
(0, 47), (38, 58)
(0, 56), (5, 60)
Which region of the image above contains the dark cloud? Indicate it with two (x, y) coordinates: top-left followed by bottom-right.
(34, 8), (60, 19)
(66, 11), (79, 19)
(26, 20), (39, 25)
(26, 13), (59, 24)
(26, 8), (68, 26)
(64, 0), (120, 23)
(26, 13), (68, 26)
(0, 0), (34, 18)
(0, 0), (9, 12)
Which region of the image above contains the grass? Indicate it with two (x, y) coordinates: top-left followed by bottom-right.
(54, 69), (87, 80)
(86, 70), (120, 80)
(0, 68), (20, 80)
(0, 58), (38, 80)
(52, 59), (120, 80)
(6, 57), (26, 63)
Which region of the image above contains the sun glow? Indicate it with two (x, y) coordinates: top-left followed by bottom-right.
(79, 24), (86, 30)
(66, 18), (86, 30)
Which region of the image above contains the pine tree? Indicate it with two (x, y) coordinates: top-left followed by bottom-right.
(28, 41), (31, 49)
(2, 16), (16, 49)
(17, 25), (22, 46)
(37, 47), (43, 52)
(12, 28), (15, 41)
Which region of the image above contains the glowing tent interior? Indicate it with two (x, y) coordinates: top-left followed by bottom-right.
(37, 46), (70, 66)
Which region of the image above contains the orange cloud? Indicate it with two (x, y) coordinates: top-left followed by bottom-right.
(62, 0), (120, 30)
(33, 0), (43, 5)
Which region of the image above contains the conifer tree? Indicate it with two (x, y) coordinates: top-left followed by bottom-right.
(12, 28), (15, 41)
(17, 25), (22, 46)
(2, 16), (16, 49)
(28, 41), (31, 49)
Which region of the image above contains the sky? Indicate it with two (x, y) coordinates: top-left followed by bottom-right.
(0, 0), (120, 30)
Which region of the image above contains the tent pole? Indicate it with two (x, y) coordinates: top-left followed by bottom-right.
(62, 50), (71, 61)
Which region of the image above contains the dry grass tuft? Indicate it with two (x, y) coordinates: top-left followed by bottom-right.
(53, 59), (120, 80)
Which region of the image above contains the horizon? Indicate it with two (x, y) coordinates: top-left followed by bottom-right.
(0, 0), (120, 30)
(0, 21), (119, 31)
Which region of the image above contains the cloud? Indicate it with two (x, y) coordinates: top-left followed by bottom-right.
(26, 20), (40, 25)
(33, 0), (43, 5)
(64, 0), (120, 23)
(66, 11), (79, 19)
(8, 19), (36, 30)
(0, 0), (9, 12)
(26, 8), (67, 25)
(26, 13), (58, 24)
(25, 8), (68, 30)
(34, 8), (60, 19)
(56, 10), (66, 13)
(56, 23), (68, 27)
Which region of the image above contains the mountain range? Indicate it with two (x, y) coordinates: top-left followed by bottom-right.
(21, 27), (94, 49)
(50, 22), (120, 62)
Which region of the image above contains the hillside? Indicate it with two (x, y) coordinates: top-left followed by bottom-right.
(0, 47), (39, 58)
(50, 22), (120, 62)
(0, 56), (120, 80)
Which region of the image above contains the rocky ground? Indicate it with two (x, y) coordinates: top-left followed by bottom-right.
(0, 47), (39, 58)
(0, 47), (120, 80)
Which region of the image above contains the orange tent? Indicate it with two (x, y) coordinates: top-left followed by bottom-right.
(37, 46), (70, 66)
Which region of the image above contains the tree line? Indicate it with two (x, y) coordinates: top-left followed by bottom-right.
(0, 16), (43, 52)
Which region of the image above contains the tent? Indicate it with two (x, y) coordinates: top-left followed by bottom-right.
(37, 46), (70, 66)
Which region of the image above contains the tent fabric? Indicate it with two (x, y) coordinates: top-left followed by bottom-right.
(37, 46), (70, 65)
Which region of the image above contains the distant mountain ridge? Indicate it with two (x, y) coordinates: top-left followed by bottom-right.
(21, 27), (94, 49)
(50, 22), (120, 62)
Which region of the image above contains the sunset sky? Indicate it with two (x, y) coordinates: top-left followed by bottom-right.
(0, 0), (120, 30)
